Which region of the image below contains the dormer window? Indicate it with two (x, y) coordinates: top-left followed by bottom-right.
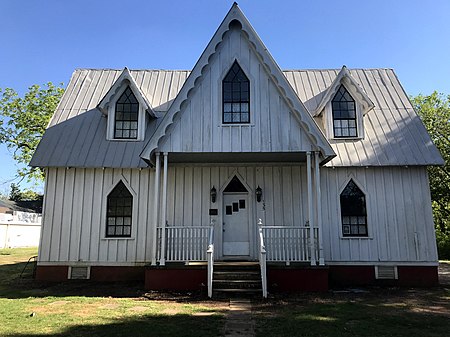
(332, 85), (357, 138)
(114, 87), (139, 139)
(223, 61), (250, 124)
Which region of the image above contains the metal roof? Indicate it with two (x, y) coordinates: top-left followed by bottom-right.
(30, 68), (444, 168)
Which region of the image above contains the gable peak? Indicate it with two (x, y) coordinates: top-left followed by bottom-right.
(97, 67), (155, 117)
(314, 66), (374, 116)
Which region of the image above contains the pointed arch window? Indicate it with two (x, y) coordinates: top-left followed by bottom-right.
(332, 85), (357, 138)
(115, 87), (139, 139)
(223, 61), (250, 124)
(106, 181), (133, 237)
(340, 180), (367, 237)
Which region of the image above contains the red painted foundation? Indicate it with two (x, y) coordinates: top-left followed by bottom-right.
(145, 267), (207, 291)
(35, 266), (69, 282)
(90, 266), (145, 282)
(35, 264), (439, 289)
(267, 266), (329, 291)
(328, 266), (375, 287)
(328, 265), (439, 287)
(398, 266), (438, 287)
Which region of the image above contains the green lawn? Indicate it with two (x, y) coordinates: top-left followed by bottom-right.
(1, 248), (449, 337)
(0, 248), (225, 337)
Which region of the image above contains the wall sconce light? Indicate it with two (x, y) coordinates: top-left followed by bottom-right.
(256, 186), (262, 202)
(210, 186), (217, 203)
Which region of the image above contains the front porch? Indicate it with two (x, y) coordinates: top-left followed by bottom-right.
(148, 220), (326, 297)
(148, 151), (327, 298)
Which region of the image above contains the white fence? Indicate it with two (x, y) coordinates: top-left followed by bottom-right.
(0, 222), (41, 249)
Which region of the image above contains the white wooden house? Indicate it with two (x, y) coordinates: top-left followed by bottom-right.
(30, 4), (443, 295)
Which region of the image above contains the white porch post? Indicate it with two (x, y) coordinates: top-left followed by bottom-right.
(306, 151), (316, 266)
(159, 152), (169, 266)
(151, 152), (161, 265)
(315, 151), (325, 266)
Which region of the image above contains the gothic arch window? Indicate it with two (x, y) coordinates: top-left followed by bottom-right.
(332, 85), (357, 138)
(340, 179), (367, 237)
(114, 87), (139, 139)
(223, 61), (250, 124)
(106, 181), (133, 237)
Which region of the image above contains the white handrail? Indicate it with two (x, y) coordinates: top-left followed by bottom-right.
(258, 219), (268, 298)
(207, 220), (215, 298)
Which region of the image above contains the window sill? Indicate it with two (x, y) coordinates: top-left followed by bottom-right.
(102, 237), (135, 241)
(220, 124), (255, 127)
(331, 137), (363, 141)
(340, 236), (373, 240)
(107, 138), (143, 142)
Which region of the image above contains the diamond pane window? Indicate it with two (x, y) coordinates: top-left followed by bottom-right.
(223, 61), (250, 124)
(115, 87), (139, 139)
(106, 181), (133, 237)
(332, 85), (357, 138)
(340, 180), (367, 237)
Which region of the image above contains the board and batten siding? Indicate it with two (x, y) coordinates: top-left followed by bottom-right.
(158, 27), (314, 154)
(321, 166), (437, 264)
(38, 165), (437, 265)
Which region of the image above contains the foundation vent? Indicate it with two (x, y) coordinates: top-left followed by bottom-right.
(375, 266), (398, 280)
(69, 266), (90, 280)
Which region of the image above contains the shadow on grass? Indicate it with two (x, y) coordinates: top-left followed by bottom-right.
(254, 291), (450, 337)
(0, 262), (210, 301)
(3, 314), (223, 337)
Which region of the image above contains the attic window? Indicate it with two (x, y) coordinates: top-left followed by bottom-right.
(223, 61), (250, 124)
(332, 85), (357, 138)
(114, 87), (139, 139)
(340, 180), (367, 237)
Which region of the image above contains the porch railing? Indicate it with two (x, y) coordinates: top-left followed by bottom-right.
(157, 226), (210, 262)
(260, 225), (319, 262)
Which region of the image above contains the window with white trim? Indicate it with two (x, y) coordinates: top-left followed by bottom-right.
(106, 181), (133, 237)
(114, 87), (139, 139)
(332, 85), (357, 138)
(340, 180), (368, 237)
(223, 61), (250, 124)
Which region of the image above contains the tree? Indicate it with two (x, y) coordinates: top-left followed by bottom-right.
(0, 83), (64, 183)
(411, 91), (450, 259)
(9, 183), (22, 202)
(9, 182), (42, 202)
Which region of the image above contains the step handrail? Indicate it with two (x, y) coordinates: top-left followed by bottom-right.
(207, 219), (215, 298)
(258, 219), (268, 298)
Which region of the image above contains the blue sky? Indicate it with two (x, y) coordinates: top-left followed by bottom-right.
(0, 0), (449, 193)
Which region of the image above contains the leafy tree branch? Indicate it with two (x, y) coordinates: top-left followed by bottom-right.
(0, 83), (64, 183)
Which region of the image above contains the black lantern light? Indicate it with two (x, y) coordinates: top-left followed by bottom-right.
(256, 185), (262, 202)
(210, 186), (217, 203)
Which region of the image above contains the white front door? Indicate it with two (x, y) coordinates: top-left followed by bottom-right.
(223, 193), (250, 256)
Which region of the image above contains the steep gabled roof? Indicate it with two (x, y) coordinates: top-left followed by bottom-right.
(97, 67), (155, 117)
(139, 3), (335, 164)
(313, 66), (375, 116)
(29, 68), (445, 168)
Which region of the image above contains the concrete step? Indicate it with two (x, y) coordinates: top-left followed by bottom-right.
(213, 279), (262, 289)
(213, 270), (260, 280)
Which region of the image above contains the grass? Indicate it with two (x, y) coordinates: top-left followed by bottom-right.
(0, 248), (225, 337)
(1, 248), (449, 336)
(254, 285), (450, 337)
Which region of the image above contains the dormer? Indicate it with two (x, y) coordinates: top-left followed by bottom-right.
(97, 67), (155, 141)
(314, 66), (374, 140)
